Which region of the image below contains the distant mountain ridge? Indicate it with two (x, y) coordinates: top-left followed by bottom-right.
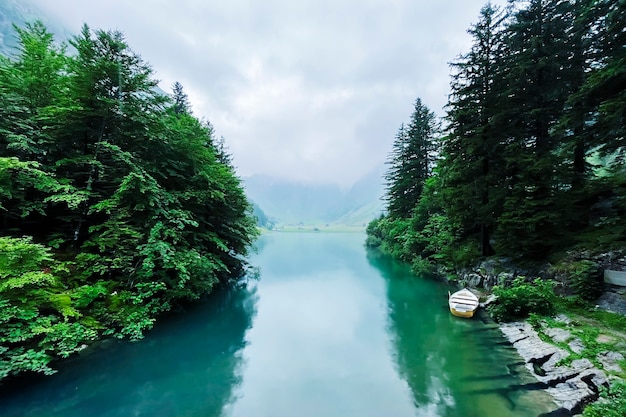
(0, 0), (36, 55)
(0, 2), (385, 228)
(0, 0), (70, 57)
(243, 168), (385, 227)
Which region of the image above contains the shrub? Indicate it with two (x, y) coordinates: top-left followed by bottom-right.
(488, 277), (556, 322)
(410, 256), (435, 277)
(567, 260), (603, 301)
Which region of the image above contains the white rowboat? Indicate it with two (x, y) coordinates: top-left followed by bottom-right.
(448, 288), (479, 318)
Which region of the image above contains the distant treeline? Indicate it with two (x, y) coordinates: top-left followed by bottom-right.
(0, 22), (258, 379)
(368, 0), (625, 273)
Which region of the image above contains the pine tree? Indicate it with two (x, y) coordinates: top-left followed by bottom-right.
(441, 2), (507, 256)
(171, 81), (191, 115)
(578, 0), (625, 165)
(494, 0), (576, 257)
(384, 99), (438, 218)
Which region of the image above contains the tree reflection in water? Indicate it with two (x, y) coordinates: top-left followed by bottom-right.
(366, 248), (558, 417)
(0, 283), (258, 417)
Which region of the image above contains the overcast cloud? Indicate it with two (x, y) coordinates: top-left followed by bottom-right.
(32, 0), (507, 187)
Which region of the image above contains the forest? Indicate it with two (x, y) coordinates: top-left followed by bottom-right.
(367, 0), (625, 276)
(0, 22), (258, 380)
(367, 2), (625, 413)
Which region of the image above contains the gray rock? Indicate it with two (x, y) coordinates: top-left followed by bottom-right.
(500, 322), (608, 413)
(597, 351), (625, 373)
(568, 338), (585, 354)
(467, 272), (483, 288)
(597, 291), (626, 315)
(480, 294), (498, 308)
(547, 379), (595, 412)
(545, 327), (572, 344)
(554, 314), (572, 325)
(482, 275), (497, 291)
(496, 271), (514, 286)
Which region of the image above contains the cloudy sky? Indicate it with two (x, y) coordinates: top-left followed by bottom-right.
(33, 0), (506, 187)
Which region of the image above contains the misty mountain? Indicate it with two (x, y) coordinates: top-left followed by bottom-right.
(0, 1), (70, 57)
(0, 1), (385, 227)
(243, 168), (385, 226)
(0, 0), (35, 55)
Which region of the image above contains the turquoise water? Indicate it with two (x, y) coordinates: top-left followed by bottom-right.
(0, 232), (558, 416)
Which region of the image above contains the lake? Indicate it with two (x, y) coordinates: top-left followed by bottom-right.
(0, 232), (559, 417)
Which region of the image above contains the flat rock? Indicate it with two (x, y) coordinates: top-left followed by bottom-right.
(500, 322), (609, 412)
(479, 294), (497, 308)
(547, 379), (595, 412)
(568, 338), (585, 354)
(501, 322), (569, 366)
(545, 327), (572, 343)
(597, 351), (624, 373)
(596, 334), (615, 344)
(554, 314), (572, 325)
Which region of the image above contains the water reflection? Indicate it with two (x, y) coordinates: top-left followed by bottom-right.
(0, 283), (257, 417)
(1, 233), (561, 417)
(225, 232), (417, 417)
(366, 249), (456, 416)
(366, 248), (558, 417)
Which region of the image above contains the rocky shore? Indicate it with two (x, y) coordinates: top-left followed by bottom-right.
(499, 318), (623, 415)
(456, 255), (626, 416)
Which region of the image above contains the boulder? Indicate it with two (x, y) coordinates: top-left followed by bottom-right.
(496, 271), (514, 286)
(467, 272), (483, 288)
(597, 291), (626, 315)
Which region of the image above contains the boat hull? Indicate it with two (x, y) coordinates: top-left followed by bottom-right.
(449, 307), (476, 318)
(448, 288), (479, 319)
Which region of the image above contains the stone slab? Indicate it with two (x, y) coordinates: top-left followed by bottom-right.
(604, 270), (626, 286)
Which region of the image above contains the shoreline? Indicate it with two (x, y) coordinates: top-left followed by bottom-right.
(498, 320), (605, 416)
(467, 282), (624, 416)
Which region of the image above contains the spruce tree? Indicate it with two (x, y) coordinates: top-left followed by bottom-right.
(578, 0), (625, 164)
(172, 81), (191, 115)
(494, 0), (576, 257)
(442, 3), (507, 256)
(384, 99), (438, 218)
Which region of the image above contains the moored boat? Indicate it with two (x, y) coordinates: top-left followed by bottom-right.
(448, 288), (479, 318)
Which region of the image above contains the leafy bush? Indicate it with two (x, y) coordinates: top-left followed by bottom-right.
(565, 260), (603, 301)
(410, 256), (435, 277)
(488, 277), (556, 322)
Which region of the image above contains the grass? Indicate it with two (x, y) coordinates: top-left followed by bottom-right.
(529, 297), (626, 377)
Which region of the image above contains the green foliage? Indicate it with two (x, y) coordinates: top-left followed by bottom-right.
(488, 278), (557, 322)
(0, 21), (258, 380)
(583, 381), (626, 417)
(558, 260), (604, 301)
(384, 99), (439, 218)
(367, 0), (626, 285)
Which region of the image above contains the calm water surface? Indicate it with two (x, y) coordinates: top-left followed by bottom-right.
(0, 232), (558, 417)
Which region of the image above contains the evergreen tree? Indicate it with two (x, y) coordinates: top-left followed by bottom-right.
(577, 0), (625, 165)
(558, 0), (596, 190)
(384, 99), (438, 218)
(442, 2), (507, 256)
(494, 0), (576, 257)
(172, 81), (191, 115)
